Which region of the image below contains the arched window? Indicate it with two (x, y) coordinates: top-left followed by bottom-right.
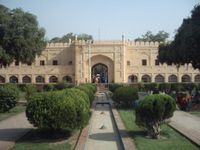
(49, 76), (58, 83)
(22, 75), (31, 83)
(181, 74), (191, 83)
(141, 74), (151, 83)
(36, 76), (45, 83)
(128, 75), (138, 83)
(155, 74), (164, 83)
(9, 76), (18, 83)
(0, 75), (5, 83)
(194, 74), (200, 82)
(62, 76), (72, 83)
(168, 75), (178, 83)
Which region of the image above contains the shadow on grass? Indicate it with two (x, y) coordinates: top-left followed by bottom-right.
(127, 130), (146, 139)
(17, 128), (72, 143)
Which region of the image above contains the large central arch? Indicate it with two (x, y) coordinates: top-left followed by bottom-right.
(90, 55), (114, 83)
(92, 63), (108, 83)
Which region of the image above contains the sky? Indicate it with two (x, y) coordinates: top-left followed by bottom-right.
(0, 0), (199, 40)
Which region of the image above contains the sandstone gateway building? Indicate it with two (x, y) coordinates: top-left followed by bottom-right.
(0, 37), (200, 84)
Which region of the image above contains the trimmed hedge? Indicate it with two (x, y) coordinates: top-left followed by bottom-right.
(135, 94), (176, 139)
(113, 86), (138, 107)
(26, 84), (96, 130)
(64, 88), (90, 128)
(23, 84), (37, 101)
(0, 84), (20, 112)
(109, 84), (123, 93)
(26, 91), (77, 130)
(76, 85), (95, 104)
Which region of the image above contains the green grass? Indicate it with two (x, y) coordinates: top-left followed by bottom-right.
(190, 111), (200, 117)
(119, 109), (199, 150)
(0, 105), (26, 121)
(11, 129), (79, 150)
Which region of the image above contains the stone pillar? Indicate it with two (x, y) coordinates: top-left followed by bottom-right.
(151, 73), (155, 82)
(5, 74), (9, 83)
(32, 74), (36, 84)
(45, 75), (49, 83)
(18, 74), (22, 83)
(191, 73), (195, 82)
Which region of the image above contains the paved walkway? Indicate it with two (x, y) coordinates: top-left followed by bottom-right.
(169, 110), (200, 146)
(84, 92), (123, 150)
(0, 112), (32, 150)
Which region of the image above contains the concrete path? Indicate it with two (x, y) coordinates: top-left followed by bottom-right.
(169, 110), (200, 146)
(0, 112), (32, 150)
(84, 92), (123, 150)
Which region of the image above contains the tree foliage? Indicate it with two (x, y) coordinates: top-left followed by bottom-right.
(135, 31), (169, 43)
(158, 4), (200, 69)
(135, 94), (176, 139)
(0, 5), (46, 66)
(50, 32), (93, 43)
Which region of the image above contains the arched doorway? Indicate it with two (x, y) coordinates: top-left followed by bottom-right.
(92, 63), (108, 83)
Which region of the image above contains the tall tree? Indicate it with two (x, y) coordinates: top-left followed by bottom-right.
(50, 32), (93, 43)
(135, 31), (169, 43)
(158, 4), (200, 69)
(0, 5), (46, 66)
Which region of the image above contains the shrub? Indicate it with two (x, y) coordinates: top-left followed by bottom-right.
(0, 84), (20, 112)
(113, 86), (138, 108)
(43, 84), (54, 91)
(135, 94), (176, 139)
(76, 86), (94, 103)
(54, 81), (71, 90)
(109, 84), (123, 93)
(158, 83), (171, 92)
(144, 83), (158, 91)
(26, 91), (77, 130)
(23, 84), (37, 101)
(65, 88), (90, 128)
(81, 84), (96, 93)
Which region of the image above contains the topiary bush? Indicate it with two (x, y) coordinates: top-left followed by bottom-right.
(113, 86), (138, 108)
(109, 84), (123, 93)
(135, 94), (176, 139)
(43, 84), (55, 91)
(23, 84), (37, 101)
(81, 84), (97, 93)
(0, 84), (20, 112)
(54, 81), (73, 90)
(26, 91), (77, 130)
(64, 88), (90, 128)
(76, 85), (94, 104)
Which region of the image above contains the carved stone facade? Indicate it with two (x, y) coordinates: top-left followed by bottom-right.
(0, 38), (200, 84)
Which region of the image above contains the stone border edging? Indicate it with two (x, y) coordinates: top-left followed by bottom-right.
(112, 108), (137, 150)
(168, 122), (200, 147)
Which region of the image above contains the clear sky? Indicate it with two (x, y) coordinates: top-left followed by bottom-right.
(0, 0), (199, 40)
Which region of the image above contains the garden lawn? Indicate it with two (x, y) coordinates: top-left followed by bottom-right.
(190, 111), (200, 117)
(0, 105), (26, 121)
(119, 109), (199, 150)
(11, 129), (79, 150)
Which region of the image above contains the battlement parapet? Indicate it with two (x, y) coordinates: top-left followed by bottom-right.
(126, 41), (159, 47)
(46, 42), (72, 48)
(46, 40), (159, 48)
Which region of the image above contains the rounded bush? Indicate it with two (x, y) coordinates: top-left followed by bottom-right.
(113, 86), (138, 107)
(109, 84), (123, 93)
(82, 84), (96, 93)
(26, 91), (77, 130)
(135, 94), (176, 138)
(23, 84), (37, 101)
(43, 84), (54, 91)
(65, 88), (90, 128)
(76, 86), (94, 103)
(0, 84), (20, 112)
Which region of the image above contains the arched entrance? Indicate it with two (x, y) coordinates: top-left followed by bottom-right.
(92, 63), (108, 83)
